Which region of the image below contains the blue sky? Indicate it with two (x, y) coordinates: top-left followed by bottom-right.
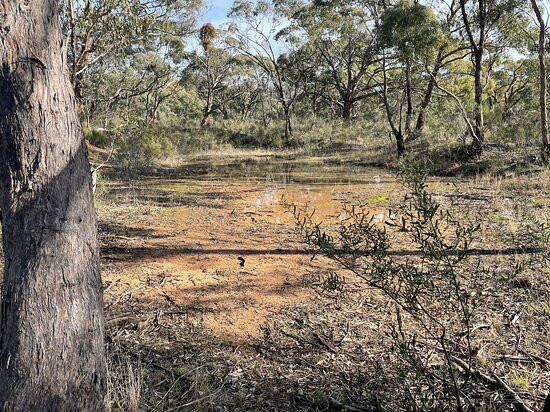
(200, 0), (233, 27)
(195, 0), (289, 55)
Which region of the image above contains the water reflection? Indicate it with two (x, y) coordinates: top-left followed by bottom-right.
(107, 158), (403, 224)
(249, 173), (399, 226)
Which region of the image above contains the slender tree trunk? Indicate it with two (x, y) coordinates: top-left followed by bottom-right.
(283, 103), (292, 142)
(405, 64), (413, 138)
(415, 50), (444, 137)
(275, 81), (292, 141)
(68, 0), (81, 102)
(381, 53), (405, 156)
(201, 90), (213, 127)
(312, 79), (319, 117)
(260, 96), (269, 127)
(472, 47), (485, 153)
(414, 88), (430, 135)
(0, 0), (106, 409)
(531, 0), (550, 163)
(460, 0), (485, 156)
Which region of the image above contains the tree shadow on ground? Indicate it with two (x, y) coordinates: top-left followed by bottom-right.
(101, 243), (545, 263)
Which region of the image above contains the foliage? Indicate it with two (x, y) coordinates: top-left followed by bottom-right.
(380, 0), (442, 63)
(59, 0), (550, 169)
(288, 160), (513, 410)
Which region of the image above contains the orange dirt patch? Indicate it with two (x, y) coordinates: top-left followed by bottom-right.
(99, 175), (397, 343)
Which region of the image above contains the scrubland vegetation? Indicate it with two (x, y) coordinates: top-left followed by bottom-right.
(94, 153), (548, 411)
(0, 0), (549, 410)
(76, 0), (550, 167)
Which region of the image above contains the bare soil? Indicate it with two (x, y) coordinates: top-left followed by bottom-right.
(99, 154), (400, 342)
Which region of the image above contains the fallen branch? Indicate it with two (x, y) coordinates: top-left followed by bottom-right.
(519, 350), (550, 367)
(450, 356), (534, 412)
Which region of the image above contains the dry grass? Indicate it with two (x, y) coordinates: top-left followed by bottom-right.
(106, 344), (143, 412)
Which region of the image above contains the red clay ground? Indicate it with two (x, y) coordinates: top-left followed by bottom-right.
(98, 172), (396, 342)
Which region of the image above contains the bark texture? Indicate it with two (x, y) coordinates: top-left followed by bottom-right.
(414, 50), (443, 136)
(0, 0), (106, 410)
(531, 0), (550, 163)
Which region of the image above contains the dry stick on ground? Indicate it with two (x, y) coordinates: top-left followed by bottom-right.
(519, 350), (550, 367)
(503, 353), (550, 367)
(450, 356), (535, 412)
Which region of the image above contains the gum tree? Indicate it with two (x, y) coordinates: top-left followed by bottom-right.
(458, 0), (521, 155)
(459, 0), (487, 154)
(380, 0), (442, 144)
(229, 0), (311, 140)
(60, 0), (201, 104)
(529, 0), (550, 162)
(0, 0), (105, 408)
(194, 23), (236, 126)
(279, 0), (382, 119)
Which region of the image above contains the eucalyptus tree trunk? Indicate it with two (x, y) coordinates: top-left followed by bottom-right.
(472, 46), (485, 154)
(381, 53), (405, 156)
(531, 0), (550, 163)
(0, 0), (106, 409)
(460, 0), (485, 155)
(342, 92), (354, 119)
(201, 88), (214, 127)
(283, 103), (293, 141)
(404, 64), (413, 138)
(201, 52), (214, 127)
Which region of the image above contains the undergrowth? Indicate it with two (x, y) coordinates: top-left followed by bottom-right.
(287, 159), (549, 411)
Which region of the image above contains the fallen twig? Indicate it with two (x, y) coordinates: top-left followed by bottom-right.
(519, 350), (550, 367)
(450, 356), (534, 412)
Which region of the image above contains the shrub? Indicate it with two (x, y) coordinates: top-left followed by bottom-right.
(84, 127), (111, 148)
(288, 159), (536, 411)
(114, 124), (176, 176)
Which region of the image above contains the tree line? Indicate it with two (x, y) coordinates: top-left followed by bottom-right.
(64, 0), (550, 161)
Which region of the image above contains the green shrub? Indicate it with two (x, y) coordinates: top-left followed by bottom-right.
(114, 124), (176, 176)
(287, 159), (498, 411)
(84, 127), (111, 148)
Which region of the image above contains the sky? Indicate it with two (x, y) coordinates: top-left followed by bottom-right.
(194, 0), (289, 55)
(199, 0), (233, 27)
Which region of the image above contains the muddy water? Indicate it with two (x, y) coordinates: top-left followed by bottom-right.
(227, 161), (402, 226)
(246, 184), (395, 226)
(110, 159), (403, 220)
(183, 159), (401, 219)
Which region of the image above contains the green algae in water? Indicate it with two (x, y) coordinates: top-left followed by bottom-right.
(366, 195), (391, 204)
